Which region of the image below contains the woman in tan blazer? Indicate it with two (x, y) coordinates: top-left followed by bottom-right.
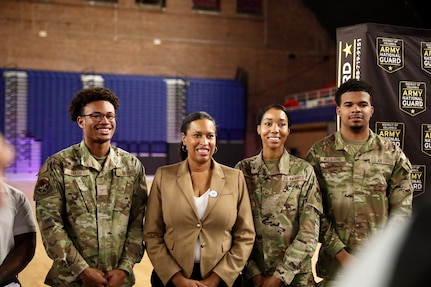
(143, 111), (255, 287)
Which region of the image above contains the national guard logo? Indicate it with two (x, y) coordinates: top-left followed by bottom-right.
(421, 124), (431, 157)
(421, 42), (431, 75)
(35, 177), (50, 195)
(375, 122), (404, 149)
(412, 165), (426, 198)
(376, 37), (404, 73)
(398, 81), (426, 116)
(337, 38), (362, 83)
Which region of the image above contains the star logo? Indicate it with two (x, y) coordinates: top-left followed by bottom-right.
(343, 43), (352, 57)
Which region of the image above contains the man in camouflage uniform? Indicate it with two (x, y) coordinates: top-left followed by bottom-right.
(305, 79), (413, 287)
(235, 104), (322, 287)
(34, 87), (148, 287)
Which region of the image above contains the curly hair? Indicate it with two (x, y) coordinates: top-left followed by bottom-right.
(68, 87), (120, 122)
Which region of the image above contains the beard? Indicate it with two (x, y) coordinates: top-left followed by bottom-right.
(350, 124), (365, 131)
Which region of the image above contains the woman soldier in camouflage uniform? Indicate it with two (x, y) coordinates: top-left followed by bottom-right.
(236, 104), (322, 287)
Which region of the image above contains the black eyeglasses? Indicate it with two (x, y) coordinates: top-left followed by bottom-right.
(80, 112), (117, 121)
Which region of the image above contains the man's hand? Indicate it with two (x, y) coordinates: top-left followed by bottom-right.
(105, 269), (128, 287)
(79, 267), (108, 287)
(200, 271), (221, 287)
(171, 271), (208, 287)
(252, 274), (282, 287)
(336, 248), (356, 268)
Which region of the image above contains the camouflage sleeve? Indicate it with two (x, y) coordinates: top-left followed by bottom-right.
(118, 160), (148, 273)
(387, 151), (413, 223)
(33, 157), (89, 278)
(303, 148), (313, 165)
(233, 161), (262, 281)
(320, 211), (346, 258)
(305, 147), (346, 258)
(274, 167), (323, 285)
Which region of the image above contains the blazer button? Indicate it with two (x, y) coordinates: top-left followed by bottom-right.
(201, 242), (206, 248)
(196, 223), (201, 228)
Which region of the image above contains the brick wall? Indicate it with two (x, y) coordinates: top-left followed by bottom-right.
(0, 0), (336, 157)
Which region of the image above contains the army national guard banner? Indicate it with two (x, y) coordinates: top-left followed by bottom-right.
(336, 23), (431, 210)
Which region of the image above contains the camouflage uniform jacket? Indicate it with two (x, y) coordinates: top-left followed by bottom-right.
(33, 141), (148, 287)
(305, 130), (413, 280)
(235, 150), (322, 286)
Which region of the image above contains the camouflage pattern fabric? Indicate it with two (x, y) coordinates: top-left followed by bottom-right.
(305, 130), (413, 283)
(235, 150), (322, 287)
(34, 141), (148, 287)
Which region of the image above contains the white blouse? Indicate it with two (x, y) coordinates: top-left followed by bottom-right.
(193, 189), (210, 263)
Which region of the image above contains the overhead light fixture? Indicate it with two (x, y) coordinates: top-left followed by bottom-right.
(38, 30), (48, 38)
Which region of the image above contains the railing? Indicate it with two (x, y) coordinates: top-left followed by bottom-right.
(284, 86), (337, 110)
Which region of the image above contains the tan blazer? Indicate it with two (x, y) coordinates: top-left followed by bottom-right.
(143, 159), (255, 287)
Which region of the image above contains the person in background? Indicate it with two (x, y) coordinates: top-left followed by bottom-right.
(143, 111), (255, 287)
(0, 133), (37, 287)
(235, 104), (322, 287)
(305, 78), (413, 287)
(33, 87), (148, 287)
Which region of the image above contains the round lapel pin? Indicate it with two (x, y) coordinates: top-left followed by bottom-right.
(209, 190), (218, 198)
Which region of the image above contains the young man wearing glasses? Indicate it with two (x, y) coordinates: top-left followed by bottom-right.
(34, 87), (148, 287)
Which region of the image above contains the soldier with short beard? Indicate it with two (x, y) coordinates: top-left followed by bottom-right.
(305, 79), (413, 287)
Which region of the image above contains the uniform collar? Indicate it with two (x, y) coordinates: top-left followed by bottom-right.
(76, 140), (121, 171)
(334, 129), (378, 152)
(251, 149), (291, 175)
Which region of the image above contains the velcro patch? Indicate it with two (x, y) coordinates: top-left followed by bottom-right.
(35, 177), (50, 196)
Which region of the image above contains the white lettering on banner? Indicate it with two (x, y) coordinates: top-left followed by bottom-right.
(402, 100), (424, 107)
(379, 57), (402, 64)
(342, 62), (351, 83)
(413, 183), (423, 189)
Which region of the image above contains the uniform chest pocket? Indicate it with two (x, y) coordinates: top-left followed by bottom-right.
(64, 172), (95, 217)
(112, 170), (136, 212)
(363, 160), (393, 192)
(320, 160), (352, 183)
(364, 159), (393, 177)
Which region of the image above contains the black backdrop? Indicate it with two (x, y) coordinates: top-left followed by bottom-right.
(336, 23), (431, 211)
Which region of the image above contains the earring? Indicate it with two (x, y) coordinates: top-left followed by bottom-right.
(214, 147), (218, 154)
(181, 145), (187, 152)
